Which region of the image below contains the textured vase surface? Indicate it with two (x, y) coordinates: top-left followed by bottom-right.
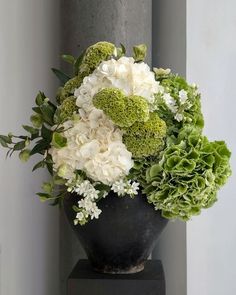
(63, 191), (168, 274)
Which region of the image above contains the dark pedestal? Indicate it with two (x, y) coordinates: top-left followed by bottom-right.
(68, 260), (165, 295)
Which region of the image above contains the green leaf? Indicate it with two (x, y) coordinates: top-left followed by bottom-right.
(30, 114), (43, 128)
(62, 54), (76, 64)
(30, 140), (48, 155)
(51, 68), (71, 85)
(133, 44), (147, 62)
(52, 132), (67, 148)
(74, 50), (86, 75)
(0, 139), (8, 147)
(0, 135), (12, 144)
(46, 162), (53, 175)
(32, 160), (45, 171)
(42, 182), (53, 194)
(36, 192), (51, 202)
(35, 92), (46, 106)
(13, 141), (26, 151)
(120, 43), (126, 54)
(40, 103), (56, 126)
(19, 149), (31, 162)
(22, 125), (39, 134)
(149, 164), (162, 178)
(32, 107), (42, 114)
(41, 125), (53, 142)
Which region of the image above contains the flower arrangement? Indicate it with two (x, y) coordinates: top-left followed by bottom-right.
(0, 42), (231, 225)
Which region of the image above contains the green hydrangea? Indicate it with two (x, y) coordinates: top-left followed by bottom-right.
(155, 74), (204, 135)
(80, 41), (115, 75)
(57, 75), (84, 104)
(54, 96), (78, 122)
(93, 88), (149, 127)
(123, 112), (167, 158)
(144, 127), (231, 221)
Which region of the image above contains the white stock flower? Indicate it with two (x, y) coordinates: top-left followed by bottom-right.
(111, 179), (140, 197)
(179, 89), (188, 105)
(163, 93), (178, 113)
(75, 57), (163, 112)
(49, 110), (133, 184)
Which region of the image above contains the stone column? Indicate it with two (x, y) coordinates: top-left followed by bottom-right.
(60, 1), (152, 293)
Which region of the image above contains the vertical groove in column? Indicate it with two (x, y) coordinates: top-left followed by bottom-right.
(60, 1), (152, 294)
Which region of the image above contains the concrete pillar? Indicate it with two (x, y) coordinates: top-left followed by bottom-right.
(60, 1), (152, 293)
(152, 1), (187, 295)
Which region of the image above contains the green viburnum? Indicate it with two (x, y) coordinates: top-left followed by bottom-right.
(79, 41), (115, 75)
(93, 88), (149, 127)
(123, 112), (167, 158)
(57, 75), (84, 104)
(54, 96), (78, 123)
(155, 74), (204, 135)
(144, 127), (231, 221)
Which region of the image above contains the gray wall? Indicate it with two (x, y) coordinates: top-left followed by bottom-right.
(186, 0), (236, 294)
(0, 1), (60, 294)
(152, 1), (187, 295)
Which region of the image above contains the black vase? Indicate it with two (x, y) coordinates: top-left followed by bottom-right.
(63, 191), (168, 274)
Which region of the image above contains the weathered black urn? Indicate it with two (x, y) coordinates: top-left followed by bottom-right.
(63, 191), (168, 274)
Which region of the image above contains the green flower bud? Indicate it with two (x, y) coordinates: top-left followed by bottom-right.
(19, 149), (31, 162)
(133, 44), (147, 62)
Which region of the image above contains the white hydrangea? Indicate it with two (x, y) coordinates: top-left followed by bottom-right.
(49, 110), (133, 185)
(75, 57), (164, 113)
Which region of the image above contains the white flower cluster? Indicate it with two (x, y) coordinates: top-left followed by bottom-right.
(49, 109), (133, 185)
(111, 179), (140, 197)
(73, 180), (102, 225)
(163, 89), (189, 122)
(75, 56), (163, 113)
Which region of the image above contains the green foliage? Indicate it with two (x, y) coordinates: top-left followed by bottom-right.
(79, 41), (115, 75)
(123, 112), (167, 158)
(57, 75), (84, 104)
(19, 149), (31, 162)
(51, 132), (67, 149)
(144, 127), (231, 220)
(133, 44), (147, 62)
(155, 74), (204, 135)
(51, 68), (71, 85)
(93, 88), (149, 127)
(54, 96), (78, 123)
